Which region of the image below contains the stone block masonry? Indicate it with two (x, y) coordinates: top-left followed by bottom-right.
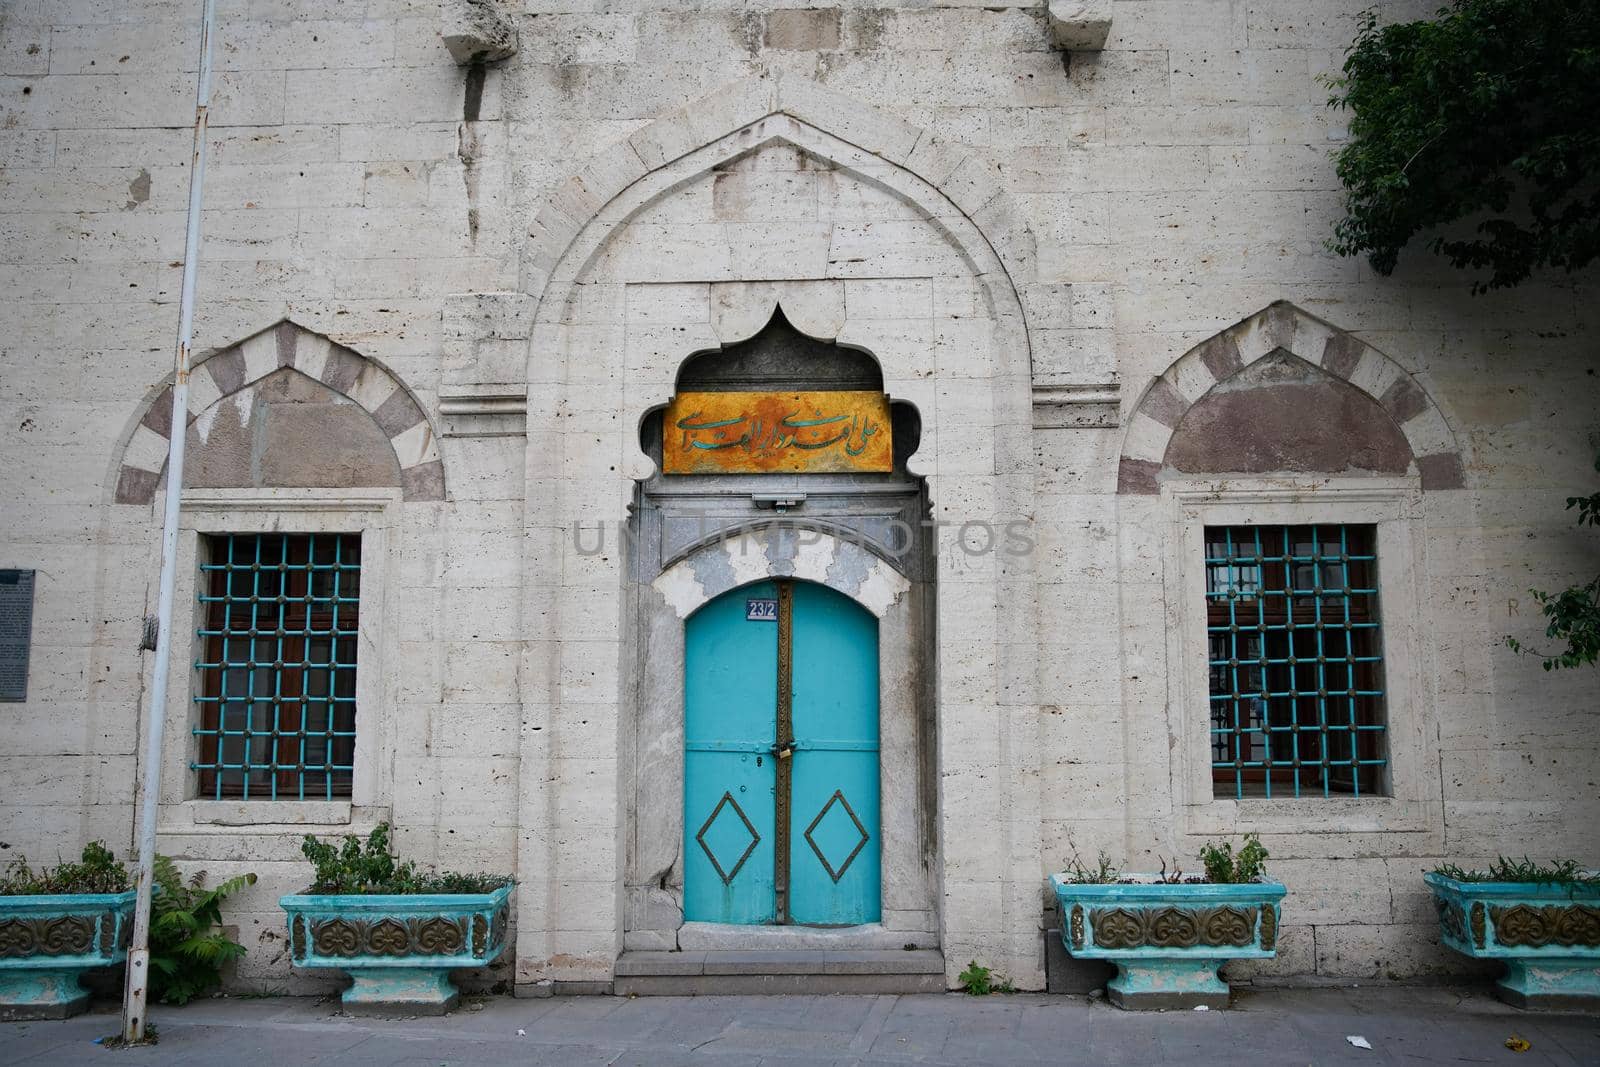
(0, 0), (1594, 998)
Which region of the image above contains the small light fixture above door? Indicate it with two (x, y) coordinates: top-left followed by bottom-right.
(752, 492), (806, 511)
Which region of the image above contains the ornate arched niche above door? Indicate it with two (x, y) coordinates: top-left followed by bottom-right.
(625, 303), (937, 953)
(649, 305), (919, 479)
(636, 304), (925, 571)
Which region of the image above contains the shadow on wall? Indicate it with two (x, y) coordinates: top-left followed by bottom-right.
(1165, 351), (1414, 478)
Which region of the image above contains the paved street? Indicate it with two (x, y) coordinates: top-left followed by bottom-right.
(2, 986), (1597, 1065)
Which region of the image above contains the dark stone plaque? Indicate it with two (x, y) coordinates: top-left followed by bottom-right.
(0, 570), (36, 702)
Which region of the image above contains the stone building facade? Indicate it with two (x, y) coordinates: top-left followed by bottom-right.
(0, 1), (1595, 995)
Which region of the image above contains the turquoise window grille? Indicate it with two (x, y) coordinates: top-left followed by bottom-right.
(1205, 524), (1387, 799)
(192, 533), (360, 800)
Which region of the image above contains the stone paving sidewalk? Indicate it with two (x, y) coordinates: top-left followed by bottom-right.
(2, 986), (1597, 1065)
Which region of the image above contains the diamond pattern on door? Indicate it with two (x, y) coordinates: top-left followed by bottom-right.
(686, 579), (879, 924)
(696, 790), (761, 885)
(803, 789), (869, 883)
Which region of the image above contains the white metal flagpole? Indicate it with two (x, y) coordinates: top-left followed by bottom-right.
(122, 0), (218, 1042)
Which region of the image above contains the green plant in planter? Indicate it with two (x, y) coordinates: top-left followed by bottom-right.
(1050, 835), (1286, 1010)
(283, 823), (514, 1014)
(0, 845), (255, 1007)
(1058, 844), (1121, 885)
(0, 842), (135, 1019)
(1198, 834), (1270, 884)
(299, 823), (510, 894)
(1059, 838), (1271, 887)
(0, 842), (130, 894)
(148, 856), (257, 1005)
(1432, 856), (1599, 890)
(1426, 855), (1600, 1007)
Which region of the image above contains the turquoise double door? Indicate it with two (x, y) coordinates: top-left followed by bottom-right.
(685, 579), (881, 925)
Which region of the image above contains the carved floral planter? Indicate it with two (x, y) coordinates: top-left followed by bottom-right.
(1425, 872), (1600, 1010)
(0, 889), (137, 1020)
(280, 884), (512, 1014)
(1049, 876), (1286, 1009)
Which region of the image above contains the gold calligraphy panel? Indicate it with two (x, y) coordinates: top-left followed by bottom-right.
(663, 391), (893, 474)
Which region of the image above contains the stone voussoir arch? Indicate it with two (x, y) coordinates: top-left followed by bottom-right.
(652, 524), (912, 622)
(1116, 301), (1467, 494)
(519, 73), (1038, 376)
(110, 320), (445, 505)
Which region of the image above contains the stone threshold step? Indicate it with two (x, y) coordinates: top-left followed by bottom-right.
(617, 949), (945, 977)
(614, 949), (948, 996)
(616, 972), (948, 996)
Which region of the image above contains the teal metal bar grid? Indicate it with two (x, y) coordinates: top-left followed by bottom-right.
(191, 533), (360, 800)
(1203, 524), (1387, 799)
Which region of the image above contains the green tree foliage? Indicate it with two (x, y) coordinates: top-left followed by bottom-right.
(148, 856), (257, 1005)
(1327, 1), (1600, 290)
(1507, 450), (1600, 670)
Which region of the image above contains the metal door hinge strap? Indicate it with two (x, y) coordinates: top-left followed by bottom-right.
(774, 580), (793, 924)
(790, 739), (879, 752)
(685, 740), (775, 753)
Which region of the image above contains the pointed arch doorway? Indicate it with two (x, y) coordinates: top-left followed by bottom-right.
(685, 578), (881, 926)
(621, 302), (942, 955)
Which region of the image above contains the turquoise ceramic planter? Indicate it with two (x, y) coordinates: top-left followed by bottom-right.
(0, 889), (138, 1020)
(1424, 871), (1600, 1010)
(1050, 876), (1286, 1009)
(280, 884), (512, 1014)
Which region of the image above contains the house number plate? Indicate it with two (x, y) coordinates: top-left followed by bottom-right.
(746, 598), (778, 621)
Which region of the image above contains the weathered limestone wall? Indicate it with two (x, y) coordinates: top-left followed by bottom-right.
(1, 0), (524, 993)
(510, 112), (1042, 989)
(0, 0), (1594, 994)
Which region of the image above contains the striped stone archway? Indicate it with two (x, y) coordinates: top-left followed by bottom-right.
(652, 524), (912, 621)
(110, 320), (444, 504)
(1117, 302), (1467, 494)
